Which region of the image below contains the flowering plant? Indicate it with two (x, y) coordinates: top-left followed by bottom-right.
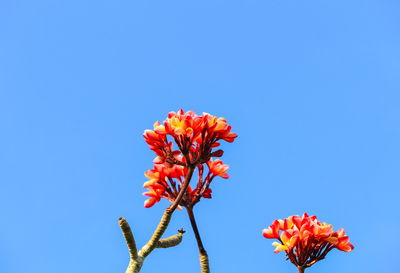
(263, 213), (354, 272)
(142, 109), (237, 273)
(119, 109), (236, 273)
(142, 109), (236, 209)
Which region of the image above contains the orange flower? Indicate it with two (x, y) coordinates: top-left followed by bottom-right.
(263, 213), (354, 269)
(142, 109), (237, 166)
(207, 158), (229, 179)
(142, 158), (231, 207)
(141, 110), (236, 208)
(336, 228), (353, 252)
(262, 220), (281, 239)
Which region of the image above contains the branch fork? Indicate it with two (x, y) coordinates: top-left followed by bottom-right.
(119, 216), (185, 273)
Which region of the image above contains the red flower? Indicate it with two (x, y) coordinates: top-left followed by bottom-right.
(141, 110), (237, 208)
(143, 109), (237, 166)
(207, 159), (230, 179)
(262, 220), (281, 239)
(262, 213), (354, 269)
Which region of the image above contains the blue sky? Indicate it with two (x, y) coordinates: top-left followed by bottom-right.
(1, 1), (399, 273)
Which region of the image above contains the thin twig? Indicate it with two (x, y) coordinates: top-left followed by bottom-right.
(186, 206), (210, 273)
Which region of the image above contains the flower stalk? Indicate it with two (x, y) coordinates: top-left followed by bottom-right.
(186, 206), (210, 273)
(119, 212), (184, 273)
(298, 266), (305, 273)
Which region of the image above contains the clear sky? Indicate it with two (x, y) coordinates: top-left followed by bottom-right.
(1, 1), (399, 273)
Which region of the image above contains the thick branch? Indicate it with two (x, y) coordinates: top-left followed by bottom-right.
(156, 229), (185, 248)
(200, 253), (210, 273)
(138, 209), (173, 258)
(120, 219), (186, 273)
(119, 217), (138, 261)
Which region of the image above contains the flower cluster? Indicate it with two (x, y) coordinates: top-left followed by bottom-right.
(142, 110), (237, 208)
(262, 213), (354, 268)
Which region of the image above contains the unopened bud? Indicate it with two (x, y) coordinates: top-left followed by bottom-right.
(211, 149), (224, 157)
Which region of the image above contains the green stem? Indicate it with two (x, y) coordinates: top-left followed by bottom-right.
(119, 218), (138, 260)
(186, 207), (210, 273)
(155, 230), (185, 248)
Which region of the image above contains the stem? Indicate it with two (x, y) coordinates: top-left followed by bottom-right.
(186, 207), (206, 253)
(119, 218), (138, 260)
(186, 206), (210, 273)
(138, 210), (173, 258)
(170, 164), (195, 211)
(155, 229), (185, 248)
(298, 266), (305, 273)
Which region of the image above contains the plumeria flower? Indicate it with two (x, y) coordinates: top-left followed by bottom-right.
(262, 213), (354, 272)
(141, 110), (237, 208)
(207, 159), (230, 179)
